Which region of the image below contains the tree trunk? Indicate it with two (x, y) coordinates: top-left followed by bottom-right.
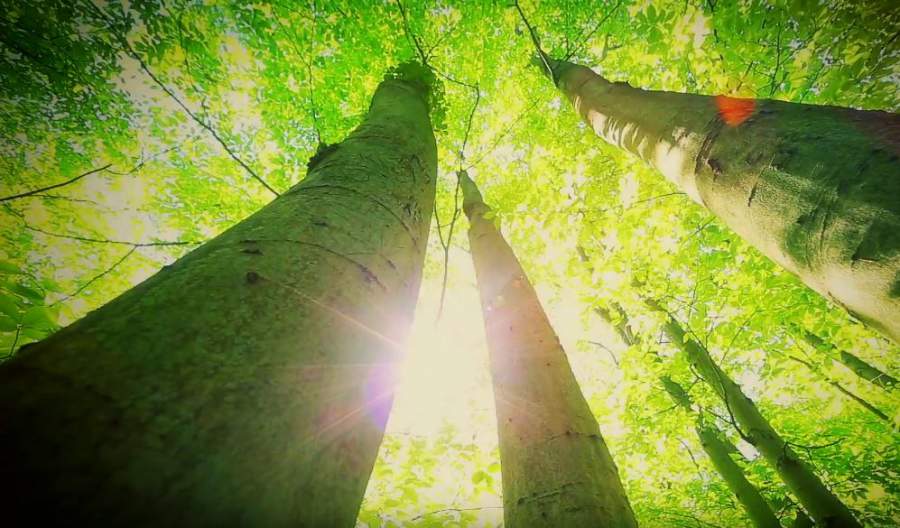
(602, 293), (782, 528)
(798, 328), (897, 390)
(0, 70), (437, 527)
(645, 300), (861, 527)
(659, 377), (780, 528)
(786, 355), (891, 423)
(548, 59), (900, 344)
(695, 425), (783, 528)
(460, 172), (637, 527)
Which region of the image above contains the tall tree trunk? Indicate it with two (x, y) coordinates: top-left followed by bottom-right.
(797, 327), (897, 390)
(645, 299), (861, 527)
(547, 59), (900, 344)
(460, 172), (637, 527)
(660, 377), (781, 528)
(0, 69), (438, 527)
(597, 300), (781, 528)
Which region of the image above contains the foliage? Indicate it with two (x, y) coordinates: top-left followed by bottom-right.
(1, 0), (898, 526)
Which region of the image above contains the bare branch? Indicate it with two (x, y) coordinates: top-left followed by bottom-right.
(394, 0), (429, 64)
(0, 164), (112, 202)
(51, 246), (138, 306)
(409, 506), (502, 522)
(84, 0), (279, 197)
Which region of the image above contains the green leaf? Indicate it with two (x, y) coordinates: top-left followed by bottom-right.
(22, 306), (55, 330)
(0, 295), (18, 319)
(7, 283), (44, 303)
(0, 261), (22, 274)
(0, 315), (18, 332)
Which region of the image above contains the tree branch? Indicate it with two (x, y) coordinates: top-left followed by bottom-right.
(0, 164), (112, 202)
(84, 0), (279, 197)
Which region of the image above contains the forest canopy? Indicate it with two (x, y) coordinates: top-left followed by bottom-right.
(1, 0), (898, 526)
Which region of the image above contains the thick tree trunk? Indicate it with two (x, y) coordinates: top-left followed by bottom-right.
(0, 72), (437, 526)
(460, 173), (636, 527)
(798, 328), (897, 390)
(549, 59), (900, 343)
(646, 300), (861, 527)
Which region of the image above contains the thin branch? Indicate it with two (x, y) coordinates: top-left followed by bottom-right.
(3, 324), (21, 360)
(587, 340), (620, 366)
(394, 0), (428, 64)
(0, 164), (112, 202)
(84, 0), (279, 197)
(513, 0), (555, 81)
(409, 506), (502, 522)
(52, 246), (138, 305)
(564, 0), (624, 61)
(23, 223), (199, 248)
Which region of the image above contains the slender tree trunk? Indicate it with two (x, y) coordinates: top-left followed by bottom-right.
(460, 172), (637, 527)
(0, 70), (437, 527)
(547, 59), (900, 344)
(645, 300), (861, 527)
(797, 328), (897, 390)
(660, 378), (782, 528)
(598, 298), (781, 528)
(786, 355), (891, 423)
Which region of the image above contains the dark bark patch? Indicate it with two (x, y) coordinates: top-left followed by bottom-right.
(851, 219), (899, 264)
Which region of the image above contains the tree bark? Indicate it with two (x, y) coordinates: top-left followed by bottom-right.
(549, 59), (900, 344)
(797, 328), (897, 390)
(0, 71), (437, 527)
(460, 172), (637, 527)
(645, 300), (861, 527)
(695, 425), (783, 528)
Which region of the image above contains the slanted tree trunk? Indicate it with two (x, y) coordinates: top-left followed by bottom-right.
(660, 377), (781, 528)
(460, 172), (636, 527)
(796, 327), (897, 390)
(0, 67), (438, 527)
(594, 301), (780, 528)
(546, 59), (900, 343)
(786, 355), (891, 423)
(644, 299), (861, 527)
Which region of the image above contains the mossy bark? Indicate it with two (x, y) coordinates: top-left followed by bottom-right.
(460, 173), (637, 528)
(798, 328), (897, 390)
(551, 59), (900, 344)
(0, 77), (437, 526)
(647, 301), (861, 527)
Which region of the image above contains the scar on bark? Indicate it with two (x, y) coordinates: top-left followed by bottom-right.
(694, 118), (725, 180)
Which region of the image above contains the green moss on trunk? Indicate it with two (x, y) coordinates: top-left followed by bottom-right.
(0, 76), (437, 526)
(553, 59), (900, 344)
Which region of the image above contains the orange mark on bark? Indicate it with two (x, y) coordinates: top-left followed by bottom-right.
(715, 95), (756, 126)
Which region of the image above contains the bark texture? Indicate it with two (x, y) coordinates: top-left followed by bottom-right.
(0, 74), (437, 526)
(461, 173), (636, 528)
(798, 328), (897, 390)
(551, 59), (900, 343)
(646, 300), (861, 527)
